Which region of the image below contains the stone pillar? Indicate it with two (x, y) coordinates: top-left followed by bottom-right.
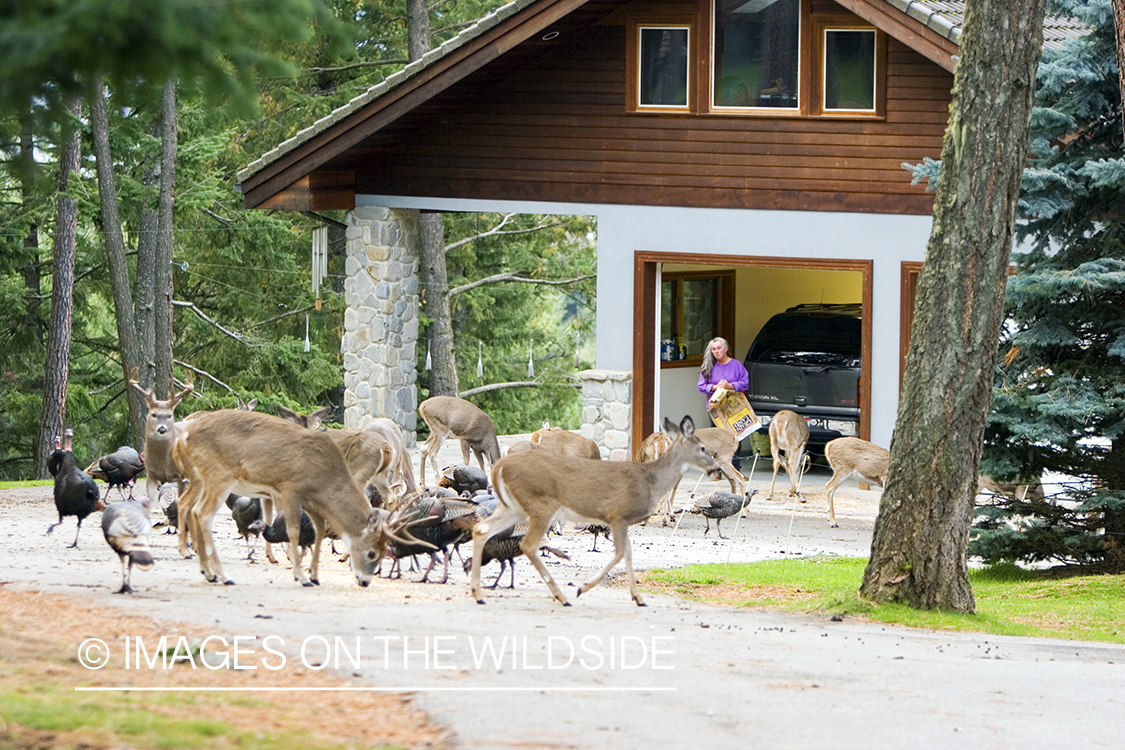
(341, 206), (421, 445)
(579, 369), (632, 461)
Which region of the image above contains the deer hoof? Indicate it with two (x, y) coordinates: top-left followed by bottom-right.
(302, 581), (315, 587)
(224, 579), (235, 586)
(310, 578), (320, 586)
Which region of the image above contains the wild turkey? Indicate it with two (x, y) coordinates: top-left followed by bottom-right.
(678, 490), (757, 539)
(438, 464), (490, 495)
(249, 511), (315, 559)
(574, 523), (611, 552)
(101, 496), (154, 594)
(463, 523), (570, 589)
(163, 498), (178, 533)
(46, 429), (101, 548)
(226, 494), (264, 559)
(85, 445), (144, 500)
(386, 494), (476, 583)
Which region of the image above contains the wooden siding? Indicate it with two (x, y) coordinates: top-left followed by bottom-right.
(317, 1), (952, 215)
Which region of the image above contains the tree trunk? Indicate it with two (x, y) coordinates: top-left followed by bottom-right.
(860, 0), (1046, 612)
(90, 78), (147, 448)
(153, 79), (178, 397)
(420, 212), (460, 396)
(35, 98), (81, 478)
(1112, 0), (1125, 140)
(406, 1), (459, 395)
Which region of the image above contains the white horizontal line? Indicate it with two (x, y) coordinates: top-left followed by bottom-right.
(75, 686), (677, 693)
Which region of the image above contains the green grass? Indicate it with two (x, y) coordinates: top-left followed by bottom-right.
(0, 480), (49, 489)
(643, 557), (1125, 644)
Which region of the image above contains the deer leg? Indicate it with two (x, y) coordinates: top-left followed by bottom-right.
(769, 447), (783, 499)
(518, 517), (569, 605)
(260, 496), (277, 564)
(825, 472), (843, 528)
(176, 483), (197, 559)
(577, 520), (634, 604)
(307, 514), (327, 585)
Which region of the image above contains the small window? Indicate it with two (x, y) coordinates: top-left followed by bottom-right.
(660, 271), (734, 365)
(823, 28), (876, 112)
(713, 0), (800, 110)
(639, 27), (690, 108)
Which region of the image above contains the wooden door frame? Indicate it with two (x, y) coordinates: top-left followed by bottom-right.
(633, 250), (874, 455)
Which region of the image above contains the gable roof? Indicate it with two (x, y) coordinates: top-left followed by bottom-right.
(237, 0), (1085, 209)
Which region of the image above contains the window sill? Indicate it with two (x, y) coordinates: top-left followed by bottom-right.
(660, 358), (704, 369)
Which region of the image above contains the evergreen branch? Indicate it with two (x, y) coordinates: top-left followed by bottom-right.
(247, 304), (320, 331)
(450, 272), (595, 296)
(201, 206), (234, 225)
(173, 359), (241, 399)
(307, 59), (410, 75)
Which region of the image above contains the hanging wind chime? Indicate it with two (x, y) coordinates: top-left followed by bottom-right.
(477, 341), (484, 379)
(311, 226), (328, 311)
(527, 339), (535, 378)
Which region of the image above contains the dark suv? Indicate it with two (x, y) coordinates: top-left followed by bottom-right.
(743, 303), (862, 455)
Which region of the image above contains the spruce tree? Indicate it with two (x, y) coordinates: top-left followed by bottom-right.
(973, 0), (1125, 570)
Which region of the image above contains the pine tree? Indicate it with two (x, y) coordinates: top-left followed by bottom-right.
(973, 0), (1125, 571)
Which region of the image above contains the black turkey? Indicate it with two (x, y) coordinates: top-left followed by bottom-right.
(226, 494), (264, 559)
(46, 429), (101, 548)
(85, 445), (144, 500)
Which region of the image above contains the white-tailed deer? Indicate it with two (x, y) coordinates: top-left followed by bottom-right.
(418, 396), (501, 487)
(530, 421), (601, 459)
(641, 426), (746, 527)
(129, 377), (193, 502)
(824, 437), (889, 527)
(363, 417), (418, 496)
(768, 410), (810, 499)
(172, 409), (424, 587)
(471, 415), (721, 606)
(276, 405), (399, 509)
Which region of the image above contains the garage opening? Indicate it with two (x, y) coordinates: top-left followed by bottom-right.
(632, 252), (873, 454)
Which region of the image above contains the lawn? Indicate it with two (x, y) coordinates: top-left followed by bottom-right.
(641, 556), (1125, 644)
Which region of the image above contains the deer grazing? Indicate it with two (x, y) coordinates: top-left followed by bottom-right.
(418, 396), (501, 487)
(824, 437), (889, 527)
(638, 426), (746, 526)
(529, 421), (601, 459)
(363, 417), (418, 496)
(276, 406), (399, 508)
(470, 415), (721, 606)
(130, 377), (194, 502)
(768, 410), (810, 499)
(172, 409), (425, 587)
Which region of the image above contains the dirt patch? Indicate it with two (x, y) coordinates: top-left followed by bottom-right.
(0, 587), (449, 750)
(638, 576), (817, 607)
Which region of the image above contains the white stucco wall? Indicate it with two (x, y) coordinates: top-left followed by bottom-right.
(355, 194), (932, 449)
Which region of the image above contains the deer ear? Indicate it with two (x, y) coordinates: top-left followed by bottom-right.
(679, 415), (695, 439)
(662, 417), (681, 438)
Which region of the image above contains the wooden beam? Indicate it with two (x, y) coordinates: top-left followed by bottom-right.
(833, 0), (959, 73)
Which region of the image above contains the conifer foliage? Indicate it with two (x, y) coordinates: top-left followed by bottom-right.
(974, 0), (1125, 570)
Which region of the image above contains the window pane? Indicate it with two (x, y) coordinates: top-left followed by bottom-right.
(713, 0), (799, 109)
(824, 29), (875, 111)
(640, 28), (689, 107)
(682, 278), (718, 356)
(660, 280), (677, 342)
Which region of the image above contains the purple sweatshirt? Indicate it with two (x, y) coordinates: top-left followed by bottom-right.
(698, 358), (749, 395)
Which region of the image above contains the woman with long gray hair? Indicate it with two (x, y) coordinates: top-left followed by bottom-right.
(697, 337), (748, 399)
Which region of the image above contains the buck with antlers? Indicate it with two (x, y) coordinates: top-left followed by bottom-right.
(130, 376), (194, 503)
(471, 415), (721, 606)
(172, 409), (425, 587)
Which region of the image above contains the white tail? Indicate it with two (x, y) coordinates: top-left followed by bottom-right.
(129, 376), (193, 502)
(530, 422), (601, 459)
(276, 406), (398, 508)
(471, 415), (720, 606)
(768, 410), (810, 499)
(418, 396), (501, 486)
(172, 409), (422, 587)
(824, 437), (889, 527)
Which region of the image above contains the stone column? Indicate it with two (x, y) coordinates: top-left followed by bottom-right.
(578, 369), (632, 461)
(341, 206), (421, 445)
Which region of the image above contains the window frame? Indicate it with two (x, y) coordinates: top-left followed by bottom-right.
(626, 14), (699, 113)
(659, 270), (735, 369)
(709, 0), (807, 116)
(811, 17), (885, 118)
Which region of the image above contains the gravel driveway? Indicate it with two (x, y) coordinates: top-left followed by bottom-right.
(3, 436), (1121, 749)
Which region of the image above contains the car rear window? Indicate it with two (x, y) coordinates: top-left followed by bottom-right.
(747, 313), (861, 360)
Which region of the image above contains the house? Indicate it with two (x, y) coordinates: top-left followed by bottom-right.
(236, 0), (1077, 457)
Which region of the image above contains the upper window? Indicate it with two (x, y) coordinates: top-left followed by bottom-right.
(713, 0), (801, 110)
(639, 27), (690, 108)
(822, 28), (876, 112)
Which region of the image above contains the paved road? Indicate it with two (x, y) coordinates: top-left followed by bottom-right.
(2, 439), (1121, 749)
